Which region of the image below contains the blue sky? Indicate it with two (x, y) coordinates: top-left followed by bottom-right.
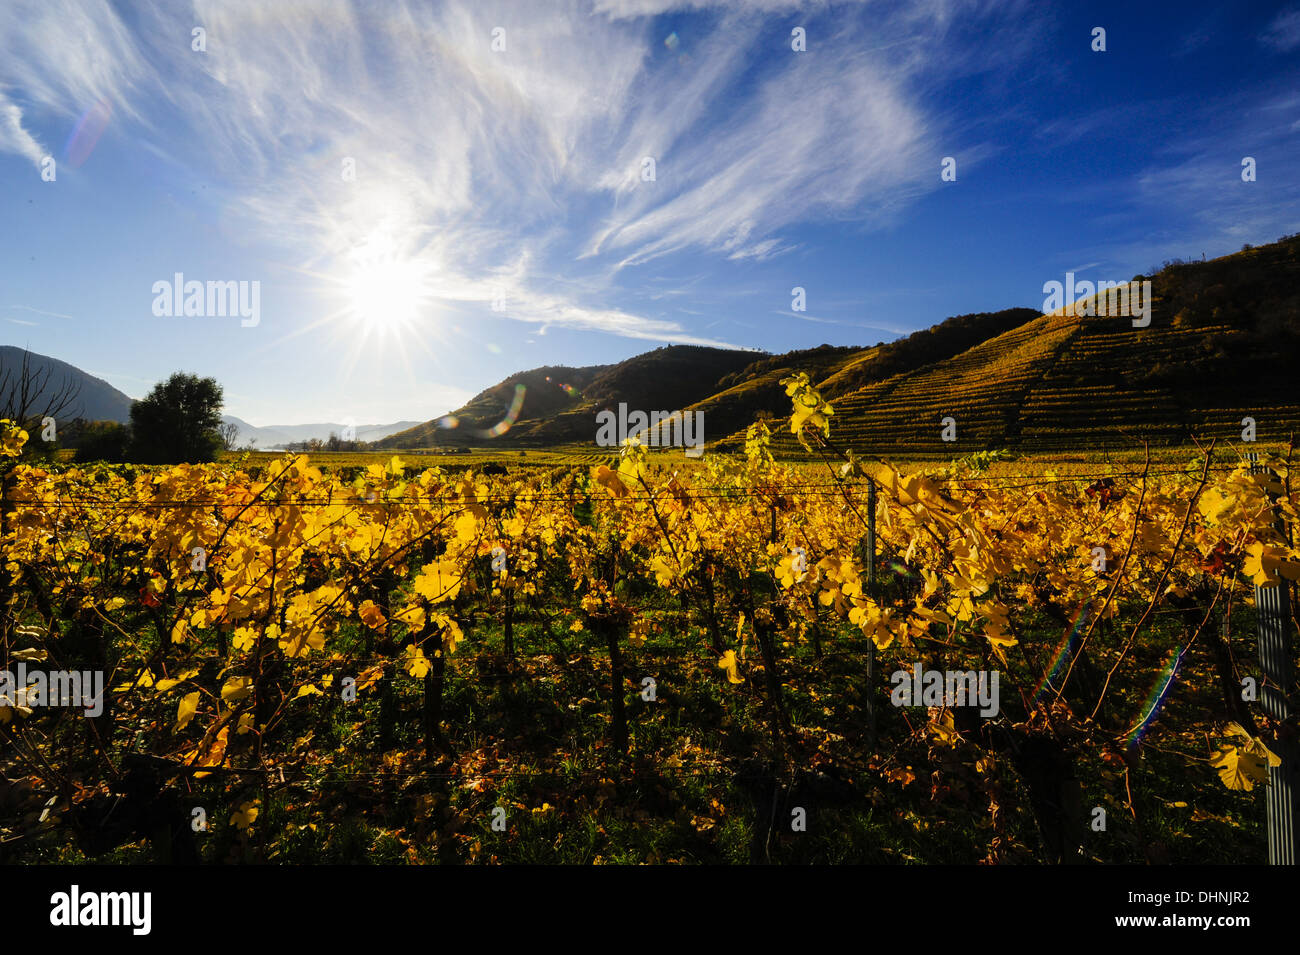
(2, 0), (1298, 425)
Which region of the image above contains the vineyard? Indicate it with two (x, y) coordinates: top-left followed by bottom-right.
(0, 375), (1296, 865)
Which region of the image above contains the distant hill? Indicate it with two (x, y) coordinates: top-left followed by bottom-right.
(377, 312), (1047, 452)
(0, 348), (420, 450)
(380, 364), (612, 449)
(0, 346), (135, 423)
(222, 416), (422, 450)
(380, 234), (1300, 457)
(379, 346), (760, 449)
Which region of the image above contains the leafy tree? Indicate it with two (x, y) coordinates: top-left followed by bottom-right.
(69, 420), (132, 463)
(128, 373), (225, 464)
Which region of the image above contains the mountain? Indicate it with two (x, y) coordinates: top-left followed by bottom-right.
(380, 233), (1300, 456)
(379, 346), (760, 449)
(221, 416), (422, 450)
(0, 346), (136, 423)
(376, 313), (1047, 451)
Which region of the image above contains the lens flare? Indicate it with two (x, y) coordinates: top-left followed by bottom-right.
(1125, 647), (1186, 752)
(475, 384), (526, 438)
(1032, 602), (1090, 705)
(545, 375), (583, 399)
(64, 98), (113, 168)
(885, 560), (919, 581)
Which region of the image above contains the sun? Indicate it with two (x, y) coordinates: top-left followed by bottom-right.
(344, 254), (432, 333)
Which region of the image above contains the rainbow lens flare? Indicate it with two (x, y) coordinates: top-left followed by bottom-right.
(64, 98), (113, 168)
(1124, 647), (1186, 752)
(1032, 602), (1090, 705)
(477, 384), (526, 438)
(545, 375), (582, 399)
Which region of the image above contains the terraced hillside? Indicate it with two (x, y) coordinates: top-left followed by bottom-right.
(681, 344), (865, 440)
(722, 235), (1300, 456)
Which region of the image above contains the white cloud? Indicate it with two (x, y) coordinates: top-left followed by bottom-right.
(0, 0), (1021, 346)
(0, 93), (47, 166)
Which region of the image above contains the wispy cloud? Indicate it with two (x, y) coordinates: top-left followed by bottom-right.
(772, 309), (910, 336)
(1261, 7), (1300, 52)
(6, 304), (75, 319)
(584, 40), (933, 268)
(0, 0), (1027, 349)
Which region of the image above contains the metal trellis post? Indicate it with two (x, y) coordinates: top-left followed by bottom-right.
(1248, 451), (1298, 864)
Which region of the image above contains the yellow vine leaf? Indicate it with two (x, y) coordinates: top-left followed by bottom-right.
(174, 691), (200, 733)
(190, 725), (231, 778)
(231, 626), (258, 652)
(454, 511), (479, 544)
(0, 421), (28, 457)
(405, 645), (432, 678)
(113, 667), (155, 692)
(1210, 744), (1267, 791)
(394, 603), (427, 632)
(594, 465), (629, 498)
(230, 800), (260, 830)
(413, 561), (461, 604)
(1242, 542), (1300, 586)
(358, 599), (387, 630)
(220, 676), (253, 704)
(154, 667), (200, 693)
(717, 650), (744, 684)
(1223, 723), (1282, 767)
(647, 554), (675, 587)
